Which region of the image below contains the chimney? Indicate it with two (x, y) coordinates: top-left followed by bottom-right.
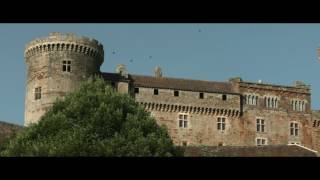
(154, 66), (162, 78)
(294, 80), (310, 89)
(116, 64), (128, 78)
(229, 77), (242, 83)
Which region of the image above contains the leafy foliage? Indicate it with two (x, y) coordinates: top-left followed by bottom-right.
(1, 76), (183, 156)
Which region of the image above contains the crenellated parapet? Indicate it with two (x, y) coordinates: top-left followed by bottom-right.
(24, 32), (104, 64)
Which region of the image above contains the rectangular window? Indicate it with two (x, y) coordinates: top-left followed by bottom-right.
(154, 89), (159, 95)
(217, 117), (226, 131)
(178, 114), (188, 128)
(199, 92), (204, 99)
(34, 87), (41, 100)
(182, 141), (187, 146)
(290, 122), (299, 136)
(174, 90), (179, 97)
(256, 138), (267, 146)
(62, 60), (71, 72)
(134, 87), (139, 94)
(256, 119), (265, 132)
(222, 94), (227, 101)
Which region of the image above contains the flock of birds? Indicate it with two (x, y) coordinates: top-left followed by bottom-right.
(110, 29), (203, 64)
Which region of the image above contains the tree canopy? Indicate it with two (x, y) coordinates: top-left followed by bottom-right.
(0, 76), (183, 156)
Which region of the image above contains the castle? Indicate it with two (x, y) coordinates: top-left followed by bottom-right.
(24, 32), (320, 153)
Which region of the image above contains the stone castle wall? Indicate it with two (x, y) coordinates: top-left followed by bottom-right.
(23, 32), (320, 153)
(24, 33), (104, 125)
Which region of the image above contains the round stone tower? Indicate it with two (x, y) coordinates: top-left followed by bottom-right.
(24, 32), (104, 126)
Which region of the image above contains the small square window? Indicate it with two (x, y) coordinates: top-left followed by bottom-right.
(174, 90), (179, 97)
(182, 141), (187, 146)
(154, 89), (159, 95)
(134, 87), (139, 94)
(199, 92), (204, 99)
(222, 94), (227, 101)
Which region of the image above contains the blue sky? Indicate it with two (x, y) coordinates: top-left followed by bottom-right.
(1, 24), (320, 125)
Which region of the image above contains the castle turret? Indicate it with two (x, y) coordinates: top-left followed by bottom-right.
(24, 32), (104, 126)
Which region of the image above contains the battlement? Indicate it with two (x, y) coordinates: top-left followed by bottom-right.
(24, 32), (104, 60)
(228, 77), (311, 94)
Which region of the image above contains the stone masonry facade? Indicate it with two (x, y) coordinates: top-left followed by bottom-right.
(24, 33), (320, 153)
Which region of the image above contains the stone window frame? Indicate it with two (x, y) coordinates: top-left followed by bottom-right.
(244, 93), (259, 106)
(178, 113), (189, 129)
(291, 99), (306, 112)
(62, 60), (72, 72)
(34, 86), (41, 100)
(256, 137), (268, 146)
(222, 94), (227, 101)
(153, 88), (159, 95)
(256, 118), (266, 133)
(264, 95), (279, 109)
(134, 87), (139, 94)
(312, 120), (319, 127)
(199, 92), (204, 99)
(289, 121), (299, 136)
(174, 90), (179, 97)
(217, 116), (226, 132)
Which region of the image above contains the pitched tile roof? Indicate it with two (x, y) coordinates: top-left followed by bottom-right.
(130, 74), (236, 94)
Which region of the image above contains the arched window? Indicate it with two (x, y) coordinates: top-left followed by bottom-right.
(299, 101), (302, 111)
(248, 95), (251, 105)
(294, 101), (298, 111)
(244, 95), (247, 104)
(265, 97), (267, 107)
(255, 96), (258, 105)
(271, 98), (274, 108)
(302, 101), (305, 111)
(251, 95), (255, 105)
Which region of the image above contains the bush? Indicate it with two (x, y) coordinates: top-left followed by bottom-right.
(1, 76), (183, 157)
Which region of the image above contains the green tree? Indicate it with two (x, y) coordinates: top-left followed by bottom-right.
(1, 76), (183, 156)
